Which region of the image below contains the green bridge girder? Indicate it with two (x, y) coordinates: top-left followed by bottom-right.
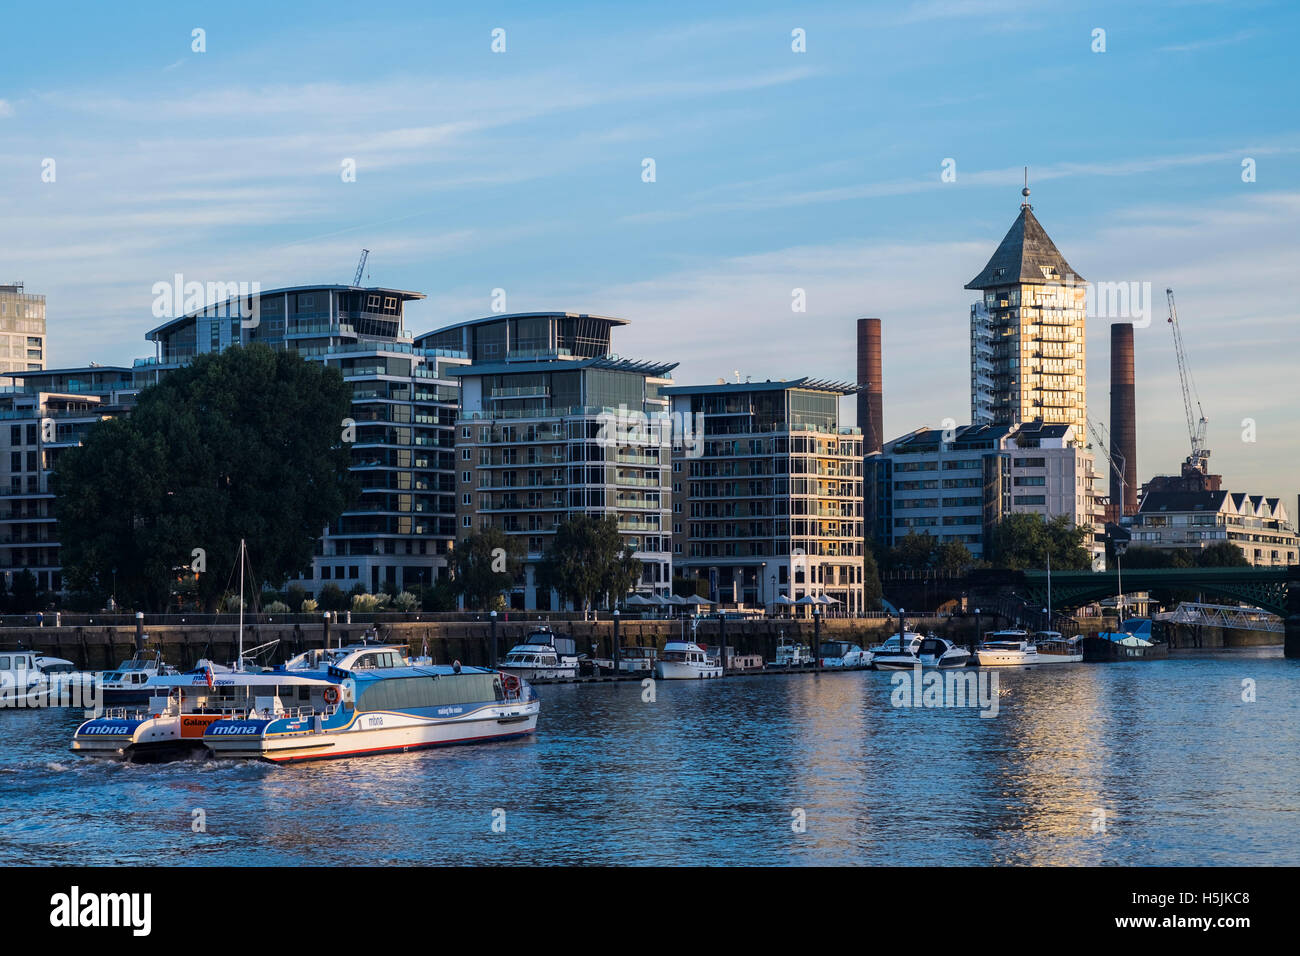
(970, 567), (1295, 616)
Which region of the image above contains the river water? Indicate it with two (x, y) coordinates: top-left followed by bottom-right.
(2, 650), (1297, 866)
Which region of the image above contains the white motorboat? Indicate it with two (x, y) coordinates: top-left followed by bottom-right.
(918, 634), (972, 668)
(98, 651), (180, 705)
(1033, 630), (1084, 663)
(615, 646), (658, 675)
(654, 641), (722, 679)
(975, 629), (1039, 666)
(772, 640), (813, 667)
(818, 640), (870, 668)
(868, 631), (925, 669)
(498, 626), (579, 680)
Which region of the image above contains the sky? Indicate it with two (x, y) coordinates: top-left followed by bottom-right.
(1, 0), (1297, 504)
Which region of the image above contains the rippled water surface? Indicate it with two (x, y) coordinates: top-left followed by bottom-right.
(2, 651), (1297, 866)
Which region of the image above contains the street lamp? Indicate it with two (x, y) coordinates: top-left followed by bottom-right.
(1114, 540), (1128, 625)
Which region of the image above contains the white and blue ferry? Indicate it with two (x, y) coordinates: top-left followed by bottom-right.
(202, 658), (540, 763)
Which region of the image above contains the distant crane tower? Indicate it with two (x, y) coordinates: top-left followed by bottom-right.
(1086, 415), (1128, 514)
(352, 249), (370, 286)
(1165, 288), (1210, 476)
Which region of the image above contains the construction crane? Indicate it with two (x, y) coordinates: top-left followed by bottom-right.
(352, 249), (370, 286)
(1086, 415), (1128, 512)
(1165, 288), (1210, 476)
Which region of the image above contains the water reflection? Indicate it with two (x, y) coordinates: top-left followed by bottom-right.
(2, 655), (1298, 866)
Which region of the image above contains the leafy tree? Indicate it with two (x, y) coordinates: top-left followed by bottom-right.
(986, 514), (1090, 571)
(934, 540), (974, 575)
(860, 547), (883, 610)
(889, 531), (938, 572)
(53, 345), (358, 611)
(536, 514), (640, 614)
(317, 583), (347, 611)
(1197, 541), (1250, 567)
(451, 527), (525, 610)
(10, 570), (40, 613)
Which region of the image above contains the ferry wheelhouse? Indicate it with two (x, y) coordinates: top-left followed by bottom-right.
(202, 656), (540, 763)
(99, 651), (179, 705)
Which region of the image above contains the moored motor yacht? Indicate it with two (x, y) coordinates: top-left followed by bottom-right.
(1033, 631), (1084, 663)
(654, 641), (722, 679)
(867, 631), (925, 669)
(202, 658), (540, 763)
(616, 646), (659, 675)
(818, 640), (870, 669)
(772, 640), (813, 667)
(498, 626), (578, 680)
(97, 651), (180, 705)
(918, 634), (972, 668)
(974, 629), (1039, 667)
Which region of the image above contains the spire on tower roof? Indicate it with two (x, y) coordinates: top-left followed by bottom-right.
(964, 201), (1083, 290)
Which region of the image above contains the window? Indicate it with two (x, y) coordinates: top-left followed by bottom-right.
(462, 471), (471, 483)
(463, 516), (472, 527)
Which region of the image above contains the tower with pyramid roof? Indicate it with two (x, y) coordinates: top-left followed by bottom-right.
(966, 187), (1087, 429)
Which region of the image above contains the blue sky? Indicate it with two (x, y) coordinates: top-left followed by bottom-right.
(1, 0), (1297, 502)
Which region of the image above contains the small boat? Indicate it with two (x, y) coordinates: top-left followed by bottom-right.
(202, 659), (539, 763)
(869, 632), (926, 670)
(818, 640), (870, 668)
(918, 634), (972, 668)
(974, 629), (1039, 667)
(772, 640), (813, 668)
(615, 646), (659, 675)
(497, 626), (578, 680)
(98, 651), (180, 705)
(1082, 619), (1169, 661)
(654, 641), (723, 679)
(1033, 630), (1084, 663)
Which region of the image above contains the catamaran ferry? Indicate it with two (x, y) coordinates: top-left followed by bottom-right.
(202, 660), (539, 763)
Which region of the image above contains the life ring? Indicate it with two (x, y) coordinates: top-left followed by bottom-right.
(323, 686), (341, 705)
(503, 674), (520, 694)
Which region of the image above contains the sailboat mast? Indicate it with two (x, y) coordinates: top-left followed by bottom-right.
(238, 538), (245, 673)
(1046, 551), (1052, 627)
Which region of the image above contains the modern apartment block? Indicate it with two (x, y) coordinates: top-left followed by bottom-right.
(663, 380), (866, 613)
(141, 284), (468, 594)
(0, 366), (138, 591)
(867, 420), (1104, 565)
(0, 282), (47, 379)
(967, 200), (1087, 429)
(417, 313), (676, 610)
(1127, 490), (1298, 566)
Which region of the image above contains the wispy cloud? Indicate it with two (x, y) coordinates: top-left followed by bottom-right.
(1159, 29), (1256, 53)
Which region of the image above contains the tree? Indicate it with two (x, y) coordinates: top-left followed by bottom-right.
(860, 547), (883, 610)
(53, 345), (358, 611)
(10, 570), (40, 613)
(889, 531), (938, 572)
(536, 514), (640, 614)
(451, 527), (524, 610)
(934, 540), (974, 575)
(1197, 541), (1250, 567)
(986, 514), (1090, 571)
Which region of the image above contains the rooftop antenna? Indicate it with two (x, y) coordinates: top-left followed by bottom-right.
(352, 248), (370, 286)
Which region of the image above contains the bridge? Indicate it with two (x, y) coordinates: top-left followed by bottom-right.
(1155, 602), (1283, 633)
(966, 566), (1295, 617)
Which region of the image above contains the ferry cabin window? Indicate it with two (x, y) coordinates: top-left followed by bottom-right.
(359, 674), (501, 712)
(0, 657), (8, 669)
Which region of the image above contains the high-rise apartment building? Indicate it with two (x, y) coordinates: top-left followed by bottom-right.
(967, 198), (1087, 428)
(418, 313), (676, 610)
(664, 379), (866, 613)
(0, 366), (138, 591)
(141, 284), (467, 594)
(0, 282), (47, 378)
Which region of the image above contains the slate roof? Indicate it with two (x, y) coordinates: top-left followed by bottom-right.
(965, 205), (1084, 290)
